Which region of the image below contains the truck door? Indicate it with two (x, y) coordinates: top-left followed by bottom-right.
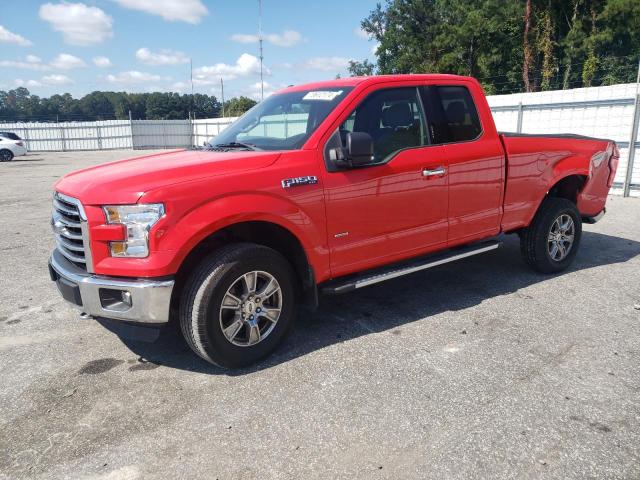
(322, 86), (449, 278)
(419, 84), (504, 245)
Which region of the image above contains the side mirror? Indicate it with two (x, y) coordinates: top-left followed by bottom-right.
(346, 132), (375, 167)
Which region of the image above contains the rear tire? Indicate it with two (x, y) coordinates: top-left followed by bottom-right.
(520, 197), (582, 273)
(0, 149), (13, 162)
(179, 243), (297, 368)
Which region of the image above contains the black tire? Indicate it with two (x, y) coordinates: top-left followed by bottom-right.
(179, 243), (297, 368)
(0, 149), (13, 162)
(520, 197), (582, 273)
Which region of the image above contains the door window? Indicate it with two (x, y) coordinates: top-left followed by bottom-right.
(339, 88), (428, 162)
(419, 86), (482, 144)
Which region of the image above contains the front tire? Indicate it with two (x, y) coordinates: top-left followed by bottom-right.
(0, 149), (13, 162)
(520, 197), (582, 273)
(179, 243), (297, 368)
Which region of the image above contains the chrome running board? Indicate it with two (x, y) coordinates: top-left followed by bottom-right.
(321, 240), (501, 295)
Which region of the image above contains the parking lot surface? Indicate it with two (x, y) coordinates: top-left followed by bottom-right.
(1, 150), (639, 480)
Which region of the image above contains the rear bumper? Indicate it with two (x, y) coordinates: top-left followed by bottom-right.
(13, 146), (27, 156)
(48, 249), (174, 324)
(582, 208), (606, 224)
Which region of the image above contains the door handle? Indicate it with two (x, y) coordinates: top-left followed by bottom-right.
(422, 166), (446, 177)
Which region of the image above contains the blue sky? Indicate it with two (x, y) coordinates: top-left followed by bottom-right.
(0, 0), (378, 99)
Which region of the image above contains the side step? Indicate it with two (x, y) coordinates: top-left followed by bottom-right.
(321, 240), (501, 295)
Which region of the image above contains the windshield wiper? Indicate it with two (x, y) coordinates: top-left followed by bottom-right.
(212, 141), (260, 151)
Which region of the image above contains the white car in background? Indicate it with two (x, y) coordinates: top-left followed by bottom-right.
(0, 132), (27, 161)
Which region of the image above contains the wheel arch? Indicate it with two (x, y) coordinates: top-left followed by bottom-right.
(547, 173), (588, 204)
(0, 148), (14, 161)
(170, 220), (317, 320)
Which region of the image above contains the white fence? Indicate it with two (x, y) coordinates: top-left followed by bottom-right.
(1, 82), (638, 195)
(487, 83), (640, 196)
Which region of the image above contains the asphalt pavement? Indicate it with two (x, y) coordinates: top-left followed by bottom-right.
(1, 150), (639, 479)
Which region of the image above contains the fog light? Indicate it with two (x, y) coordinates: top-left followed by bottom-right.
(99, 288), (133, 312)
(121, 291), (132, 307)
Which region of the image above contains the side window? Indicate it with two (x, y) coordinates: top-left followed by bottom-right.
(419, 85), (482, 144)
(339, 87), (427, 162)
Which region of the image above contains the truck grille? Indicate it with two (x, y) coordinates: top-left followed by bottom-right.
(51, 192), (92, 271)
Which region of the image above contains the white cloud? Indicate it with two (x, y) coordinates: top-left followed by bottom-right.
(15, 79), (43, 88)
(111, 0), (208, 24)
(231, 30), (303, 47)
(194, 53), (267, 82)
(42, 74), (74, 85)
(0, 54), (88, 71)
(244, 81), (277, 100)
(171, 81), (189, 92)
(303, 57), (350, 72)
(0, 58), (50, 71)
(39, 2), (113, 46)
(50, 53), (86, 70)
(13, 74), (73, 88)
(93, 56), (113, 68)
(106, 70), (162, 84)
(136, 47), (189, 66)
(354, 27), (370, 40)
(0, 25), (33, 46)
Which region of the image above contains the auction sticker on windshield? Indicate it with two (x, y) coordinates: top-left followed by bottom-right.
(302, 90), (344, 101)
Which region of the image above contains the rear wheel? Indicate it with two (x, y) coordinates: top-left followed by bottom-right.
(179, 243), (297, 368)
(0, 149), (13, 162)
(520, 197), (582, 273)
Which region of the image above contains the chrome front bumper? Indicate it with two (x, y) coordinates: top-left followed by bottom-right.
(48, 249), (174, 324)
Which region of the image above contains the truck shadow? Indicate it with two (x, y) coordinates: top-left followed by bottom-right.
(119, 230), (640, 375)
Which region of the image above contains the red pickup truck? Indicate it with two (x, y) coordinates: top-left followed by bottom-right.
(49, 74), (619, 367)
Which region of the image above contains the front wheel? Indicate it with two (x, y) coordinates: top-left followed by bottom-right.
(520, 197), (582, 273)
(179, 243), (297, 368)
(0, 149), (14, 162)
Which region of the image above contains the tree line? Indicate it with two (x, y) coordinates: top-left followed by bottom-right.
(0, 88), (257, 122)
(349, 0), (640, 94)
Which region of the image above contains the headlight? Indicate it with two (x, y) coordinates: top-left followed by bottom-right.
(103, 204), (164, 258)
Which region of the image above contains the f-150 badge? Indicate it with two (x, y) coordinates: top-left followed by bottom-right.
(281, 176), (318, 189)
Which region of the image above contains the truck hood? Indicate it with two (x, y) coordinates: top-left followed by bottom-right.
(55, 149), (281, 205)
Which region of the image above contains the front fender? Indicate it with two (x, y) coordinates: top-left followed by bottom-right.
(154, 192), (329, 278)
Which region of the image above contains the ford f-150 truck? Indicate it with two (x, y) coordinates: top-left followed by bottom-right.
(49, 74), (619, 367)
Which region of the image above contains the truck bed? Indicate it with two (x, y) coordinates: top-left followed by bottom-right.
(498, 132), (617, 233)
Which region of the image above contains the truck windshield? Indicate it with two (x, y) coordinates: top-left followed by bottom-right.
(207, 87), (353, 151)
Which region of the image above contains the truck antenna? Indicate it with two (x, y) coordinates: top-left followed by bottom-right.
(258, 0), (264, 101)
(220, 77), (225, 117)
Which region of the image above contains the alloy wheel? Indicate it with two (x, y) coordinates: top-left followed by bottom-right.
(547, 214), (575, 261)
(218, 270), (282, 347)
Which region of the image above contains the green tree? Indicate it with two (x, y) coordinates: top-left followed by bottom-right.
(224, 96), (257, 116)
(358, 0), (523, 94)
(358, 0), (640, 94)
(348, 60), (376, 76)
(80, 91), (115, 120)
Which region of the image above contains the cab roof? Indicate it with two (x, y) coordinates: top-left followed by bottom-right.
(278, 74), (475, 94)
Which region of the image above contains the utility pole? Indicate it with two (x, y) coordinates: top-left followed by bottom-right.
(190, 58), (194, 119)
(258, 0), (264, 101)
(190, 58), (194, 97)
(624, 58), (640, 197)
(220, 78), (225, 117)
